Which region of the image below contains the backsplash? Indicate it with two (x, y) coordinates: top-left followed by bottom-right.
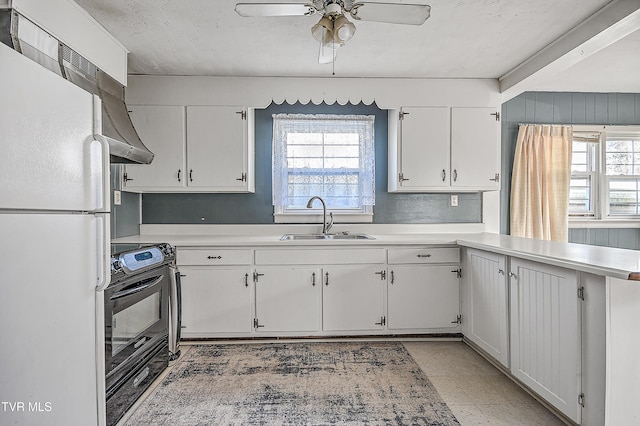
(140, 102), (482, 225)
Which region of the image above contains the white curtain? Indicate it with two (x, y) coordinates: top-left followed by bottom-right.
(272, 113), (375, 209)
(510, 124), (573, 242)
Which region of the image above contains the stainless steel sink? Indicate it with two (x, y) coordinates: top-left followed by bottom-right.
(280, 233), (375, 241)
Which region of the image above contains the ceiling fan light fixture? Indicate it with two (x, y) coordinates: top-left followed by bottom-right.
(333, 14), (355, 43)
(311, 15), (333, 43)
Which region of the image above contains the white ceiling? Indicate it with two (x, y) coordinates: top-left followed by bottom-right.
(75, 0), (640, 96)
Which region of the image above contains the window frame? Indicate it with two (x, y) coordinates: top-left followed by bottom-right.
(271, 113), (375, 224)
(569, 125), (640, 225)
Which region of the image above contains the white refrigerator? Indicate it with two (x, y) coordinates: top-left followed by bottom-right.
(0, 43), (110, 425)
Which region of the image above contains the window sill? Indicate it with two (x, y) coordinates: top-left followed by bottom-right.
(569, 218), (640, 229)
(274, 213), (373, 224)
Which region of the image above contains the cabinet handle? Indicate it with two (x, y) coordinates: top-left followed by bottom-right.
(442, 169), (446, 182)
(189, 169), (193, 182)
(399, 173), (409, 183)
(244, 273), (249, 287)
(325, 272), (329, 286)
(207, 255), (222, 260)
(453, 169), (458, 182)
(236, 173), (247, 182)
(312, 272), (316, 286)
(489, 173), (500, 182)
(123, 172), (133, 182)
(177, 169), (181, 182)
(498, 269), (505, 275)
(417, 254), (432, 258)
(509, 272), (518, 279)
(390, 270), (395, 284)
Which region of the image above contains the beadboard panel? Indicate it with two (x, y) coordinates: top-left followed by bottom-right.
(501, 92), (640, 238)
(569, 228), (640, 250)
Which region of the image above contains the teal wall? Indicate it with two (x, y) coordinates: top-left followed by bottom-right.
(501, 92), (640, 248)
(140, 102), (482, 225)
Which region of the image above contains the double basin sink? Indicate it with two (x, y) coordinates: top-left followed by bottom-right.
(280, 233), (375, 241)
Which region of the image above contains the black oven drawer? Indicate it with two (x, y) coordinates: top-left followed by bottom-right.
(106, 342), (169, 426)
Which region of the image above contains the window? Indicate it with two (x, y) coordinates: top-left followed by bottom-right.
(569, 134), (598, 216)
(605, 137), (640, 215)
(272, 113), (375, 222)
(569, 126), (640, 220)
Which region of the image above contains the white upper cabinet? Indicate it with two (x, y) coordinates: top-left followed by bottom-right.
(124, 105), (185, 190)
(396, 107), (450, 190)
(451, 107), (500, 190)
(388, 106), (500, 192)
(123, 105), (255, 193)
(186, 106), (253, 191)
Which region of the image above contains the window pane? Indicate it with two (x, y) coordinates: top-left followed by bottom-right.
(569, 176), (591, 214)
(569, 140), (596, 216)
(606, 139), (637, 175)
(609, 178), (640, 215)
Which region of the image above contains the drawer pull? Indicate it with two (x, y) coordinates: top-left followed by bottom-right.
(325, 272), (329, 286)
(312, 272), (316, 286)
(417, 254), (432, 258)
(133, 367), (150, 388)
(207, 255), (222, 260)
(244, 273), (249, 287)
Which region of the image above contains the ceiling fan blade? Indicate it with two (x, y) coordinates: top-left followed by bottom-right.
(235, 3), (315, 17)
(318, 41), (338, 64)
(351, 3), (431, 25)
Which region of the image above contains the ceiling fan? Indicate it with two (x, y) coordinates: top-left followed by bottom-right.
(235, 1), (431, 64)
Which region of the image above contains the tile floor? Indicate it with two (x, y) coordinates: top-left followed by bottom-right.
(120, 340), (568, 425)
(403, 341), (568, 426)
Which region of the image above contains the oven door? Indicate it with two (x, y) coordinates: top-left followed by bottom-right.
(104, 264), (169, 383)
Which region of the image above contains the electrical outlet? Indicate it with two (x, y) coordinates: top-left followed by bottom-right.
(450, 195), (458, 207)
(113, 190), (122, 206)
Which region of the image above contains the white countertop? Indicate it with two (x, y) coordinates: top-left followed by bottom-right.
(113, 229), (640, 280)
(456, 233), (640, 281)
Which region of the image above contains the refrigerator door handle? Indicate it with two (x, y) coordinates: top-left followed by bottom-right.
(96, 213), (111, 291)
(93, 134), (112, 213)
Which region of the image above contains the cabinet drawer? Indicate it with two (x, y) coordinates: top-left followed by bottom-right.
(388, 247), (459, 264)
(177, 248), (253, 266)
(255, 248), (386, 265)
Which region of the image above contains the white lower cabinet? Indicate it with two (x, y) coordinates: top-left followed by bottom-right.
(322, 265), (387, 332)
(388, 265), (460, 330)
(179, 266), (253, 336)
(509, 258), (581, 424)
(463, 249), (509, 367)
(253, 267), (321, 333)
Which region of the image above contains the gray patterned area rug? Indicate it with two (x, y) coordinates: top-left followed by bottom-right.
(125, 342), (460, 425)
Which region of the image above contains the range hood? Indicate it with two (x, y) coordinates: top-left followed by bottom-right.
(0, 9), (154, 164)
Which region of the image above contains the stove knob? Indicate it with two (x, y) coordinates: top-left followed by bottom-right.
(111, 260), (122, 273)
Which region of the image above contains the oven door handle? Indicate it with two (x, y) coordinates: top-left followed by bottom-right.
(110, 275), (164, 300)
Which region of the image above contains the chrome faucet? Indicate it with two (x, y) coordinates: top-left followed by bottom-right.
(306, 196), (334, 235)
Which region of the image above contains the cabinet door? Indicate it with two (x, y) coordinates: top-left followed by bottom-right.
(451, 107), (500, 189)
(124, 105), (185, 190)
(186, 106), (249, 191)
(509, 258), (581, 423)
(396, 107), (450, 190)
(254, 268), (321, 333)
(322, 265), (386, 332)
(465, 249), (509, 367)
(388, 265), (459, 330)
(180, 267), (252, 336)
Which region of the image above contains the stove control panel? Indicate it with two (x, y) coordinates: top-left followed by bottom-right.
(118, 247), (164, 273)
